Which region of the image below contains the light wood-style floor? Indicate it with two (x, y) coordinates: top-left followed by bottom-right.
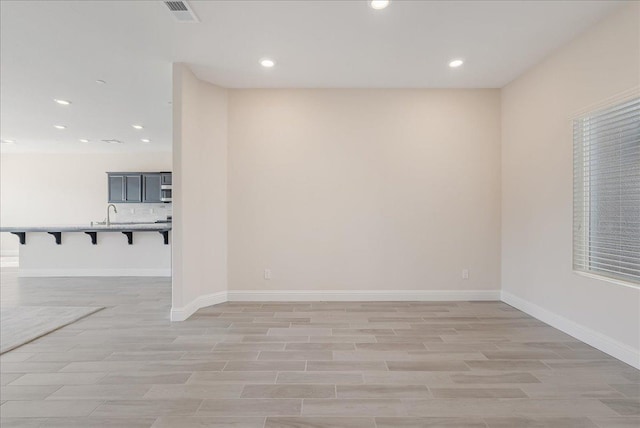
(0, 267), (638, 427)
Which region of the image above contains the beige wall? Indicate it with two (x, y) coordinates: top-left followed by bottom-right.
(171, 63), (228, 315)
(501, 3), (640, 358)
(0, 152), (171, 255)
(228, 89), (501, 292)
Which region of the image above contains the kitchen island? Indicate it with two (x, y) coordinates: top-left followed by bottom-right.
(0, 224), (171, 277)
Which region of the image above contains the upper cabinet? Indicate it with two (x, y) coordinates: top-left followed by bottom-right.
(124, 174), (142, 202)
(142, 174), (162, 203)
(108, 172), (171, 204)
(108, 174), (125, 203)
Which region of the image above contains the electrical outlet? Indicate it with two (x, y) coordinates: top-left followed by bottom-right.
(462, 269), (469, 279)
(130, 208), (135, 214)
(264, 269), (272, 280)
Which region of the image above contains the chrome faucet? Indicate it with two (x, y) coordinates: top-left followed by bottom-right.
(106, 204), (118, 226)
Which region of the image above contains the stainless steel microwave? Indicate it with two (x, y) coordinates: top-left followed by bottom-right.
(161, 184), (172, 202)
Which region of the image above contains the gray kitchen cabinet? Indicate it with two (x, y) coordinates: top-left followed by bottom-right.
(108, 175), (125, 203)
(107, 173), (141, 203)
(108, 172), (171, 204)
(124, 174), (142, 202)
(142, 174), (162, 203)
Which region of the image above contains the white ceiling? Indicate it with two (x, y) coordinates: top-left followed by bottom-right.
(0, 0), (622, 153)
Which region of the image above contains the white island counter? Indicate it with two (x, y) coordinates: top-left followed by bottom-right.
(0, 224), (171, 277)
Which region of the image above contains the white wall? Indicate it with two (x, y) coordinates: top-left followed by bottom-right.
(171, 63), (228, 320)
(228, 89), (502, 295)
(501, 3), (640, 367)
(0, 152), (171, 255)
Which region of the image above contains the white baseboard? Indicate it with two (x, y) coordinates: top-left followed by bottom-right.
(170, 289), (500, 321)
(18, 268), (171, 277)
(227, 289), (501, 302)
(171, 291), (228, 321)
(501, 291), (640, 370)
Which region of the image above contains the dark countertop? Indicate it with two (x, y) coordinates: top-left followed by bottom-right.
(0, 223), (172, 232)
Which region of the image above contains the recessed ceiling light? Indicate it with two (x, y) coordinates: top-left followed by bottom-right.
(54, 99), (71, 105)
(102, 139), (123, 144)
(141, 139), (151, 143)
(1, 139), (16, 144)
(132, 124), (144, 130)
(96, 79), (106, 84)
(260, 58), (276, 68)
(370, 0), (390, 10)
(79, 139), (90, 143)
(449, 59), (464, 68)
(54, 125), (67, 130)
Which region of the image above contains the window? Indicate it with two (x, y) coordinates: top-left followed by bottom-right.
(573, 97), (640, 285)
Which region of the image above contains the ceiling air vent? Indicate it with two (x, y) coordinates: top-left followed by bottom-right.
(164, 1), (199, 23)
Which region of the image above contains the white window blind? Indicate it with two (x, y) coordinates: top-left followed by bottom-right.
(573, 96), (640, 285)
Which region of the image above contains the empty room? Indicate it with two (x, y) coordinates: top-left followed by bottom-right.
(0, 1), (639, 427)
